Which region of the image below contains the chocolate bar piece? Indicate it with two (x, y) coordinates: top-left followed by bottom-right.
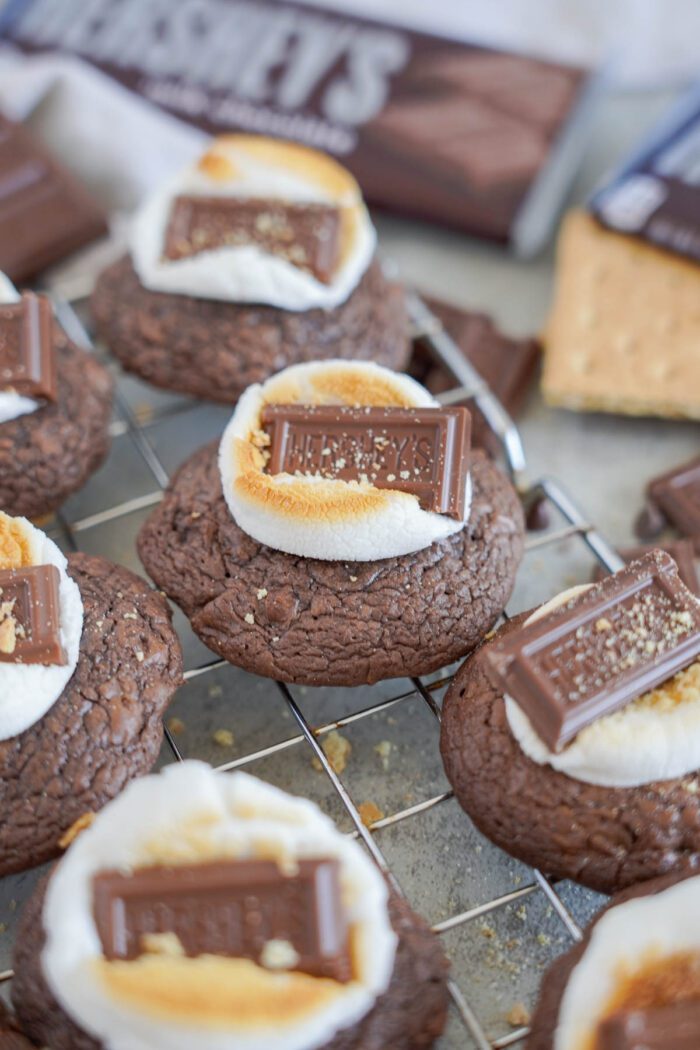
(485, 550), (700, 751)
(0, 114), (107, 283)
(0, 564), (66, 666)
(593, 541), (699, 597)
(0, 293), (57, 402)
(93, 857), (351, 982)
(636, 457), (700, 554)
(597, 1000), (700, 1050)
(261, 404), (471, 519)
(163, 196), (341, 283)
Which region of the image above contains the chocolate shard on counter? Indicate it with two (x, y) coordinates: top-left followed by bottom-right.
(0, 292), (57, 402)
(0, 114), (107, 283)
(636, 457), (700, 553)
(485, 550), (700, 752)
(261, 404), (471, 519)
(593, 541), (699, 598)
(0, 564), (66, 666)
(163, 196), (341, 283)
(597, 1000), (700, 1050)
(92, 857), (352, 981)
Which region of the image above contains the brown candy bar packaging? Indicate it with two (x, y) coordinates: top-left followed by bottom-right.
(0, 0), (602, 254)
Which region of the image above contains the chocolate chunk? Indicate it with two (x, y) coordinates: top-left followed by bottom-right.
(593, 541), (699, 597)
(92, 857), (352, 981)
(261, 404), (471, 519)
(0, 564), (66, 666)
(0, 114), (107, 283)
(163, 196), (341, 283)
(485, 550), (700, 751)
(637, 457), (700, 553)
(597, 1000), (700, 1050)
(0, 292), (57, 402)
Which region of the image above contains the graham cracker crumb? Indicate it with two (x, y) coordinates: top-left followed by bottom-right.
(167, 717), (186, 735)
(507, 1003), (530, 1027)
(358, 801), (385, 827)
(58, 812), (96, 849)
(212, 728), (235, 747)
(244, 612), (255, 625)
(312, 730), (351, 775)
(374, 740), (393, 771)
(256, 588), (268, 600)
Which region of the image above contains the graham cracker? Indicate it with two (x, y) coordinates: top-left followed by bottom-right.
(542, 210), (700, 419)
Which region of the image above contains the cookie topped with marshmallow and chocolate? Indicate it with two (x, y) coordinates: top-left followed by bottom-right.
(11, 761), (450, 1050)
(441, 549), (700, 894)
(91, 136), (409, 404)
(137, 359), (524, 687)
(0, 273), (113, 519)
(0, 511), (183, 877)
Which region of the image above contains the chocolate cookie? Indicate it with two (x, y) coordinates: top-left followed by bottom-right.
(0, 1003), (34, 1050)
(440, 614), (700, 895)
(137, 443), (524, 686)
(0, 552), (182, 877)
(91, 256), (410, 404)
(0, 332), (113, 519)
(11, 878), (449, 1050)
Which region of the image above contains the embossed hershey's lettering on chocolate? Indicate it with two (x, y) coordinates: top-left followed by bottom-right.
(0, 292), (57, 402)
(92, 857), (352, 982)
(0, 564), (66, 666)
(163, 196), (341, 283)
(597, 1000), (700, 1050)
(485, 550), (700, 751)
(261, 404), (471, 519)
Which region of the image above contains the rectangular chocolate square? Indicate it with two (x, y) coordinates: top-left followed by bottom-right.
(0, 292), (57, 402)
(0, 114), (107, 283)
(644, 457), (700, 553)
(92, 857), (351, 982)
(0, 564), (66, 666)
(162, 196), (341, 283)
(261, 404), (471, 519)
(592, 541), (699, 598)
(485, 550), (700, 751)
(598, 1000), (700, 1050)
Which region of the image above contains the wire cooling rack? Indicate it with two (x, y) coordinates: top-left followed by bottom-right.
(0, 291), (628, 1048)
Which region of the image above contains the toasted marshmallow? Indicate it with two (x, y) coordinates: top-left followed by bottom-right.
(42, 762), (397, 1050)
(505, 585), (700, 787)
(130, 135), (376, 311)
(0, 272), (39, 424)
(218, 360), (472, 562)
(0, 513), (83, 740)
(555, 875), (700, 1049)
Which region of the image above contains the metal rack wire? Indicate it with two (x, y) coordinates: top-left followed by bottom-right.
(0, 292), (628, 1048)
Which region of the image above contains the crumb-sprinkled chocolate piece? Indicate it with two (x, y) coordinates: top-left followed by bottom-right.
(0, 564), (65, 666)
(485, 550), (700, 751)
(93, 857), (351, 981)
(163, 196), (341, 283)
(0, 114), (107, 283)
(636, 457), (700, 553)
(0, 292), (57, 403)
(597, 1000), (700, 1050)
(261, 404), (471, 520)
(593, 541), (699, 597)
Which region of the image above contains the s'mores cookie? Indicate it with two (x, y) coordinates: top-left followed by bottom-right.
(137, 359), (524, 687)
(92, 136), (409, 404)
(11, 762), (450, 1050)
(542, 210), (700, 419)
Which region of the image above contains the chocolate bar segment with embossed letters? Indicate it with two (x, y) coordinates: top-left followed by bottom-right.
(636, 456), (700, 554)
(0, 564), (65, 666)
(261, 404), (471, 519)
(485, 550), (700, 751)
(92, 857), (352, 981)
(597, 1000), (700, 1050)
(0, 293), (57, 402)
(0, 114), (107, 283)
(163, 196), (341, 283)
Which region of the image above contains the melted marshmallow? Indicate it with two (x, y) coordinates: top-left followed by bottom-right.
(42, 762), (397, 1050)
(505, 584), (700, 787)
(0, 272), (39, 424)
(130, 136), (376, 311)
(218, 360), (472, 562)
(0, 514), (83, 740)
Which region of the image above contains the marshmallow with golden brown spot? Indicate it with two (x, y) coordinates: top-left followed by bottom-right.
(130, 135), (376, 311)
(218, 360), (472, 562)
(42, 762), (397, 1050)
(554, 875), (700, 1050)
(0, 271), (39, 425)
(505, 585), (700, 787)
(0, 513), (83, 740)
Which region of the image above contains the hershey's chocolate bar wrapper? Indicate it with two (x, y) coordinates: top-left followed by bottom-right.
(0, 0), (601, 255)
(591, 81), (700, 263)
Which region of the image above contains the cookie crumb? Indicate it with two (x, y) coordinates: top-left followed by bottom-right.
(244, 612), (255, 625)
(507, 1003), (530, 1027)
(167, 717), (186, 735)
(537, 932), (551, 946)
(58, 812), (96, 849)
(312, 730), (351, 775)
(358, 801), (385, 826)
(141, 931), (185, 957)
(256, 588), (268, 600)
(135, 650), (144, 662)
(213, 728), (235, 747)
